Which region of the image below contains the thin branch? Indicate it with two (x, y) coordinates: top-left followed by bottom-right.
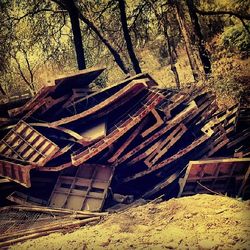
(8, 8), (66, 24)
(195, 8), (250, 20)
(195, 7), (250, 34)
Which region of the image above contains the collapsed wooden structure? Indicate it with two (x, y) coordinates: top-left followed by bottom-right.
(0, 67), (249, 214)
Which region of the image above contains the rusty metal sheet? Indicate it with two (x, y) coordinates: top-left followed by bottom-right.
(51, 79), (149, 127)
(141, 109), (163, 138)
(0, 159), (35, 187)
(7, 191), (47, 206)
(142, 170), (184, 199)
(64, 76), (154, 113)
(30, 122), (105, 146)
(144, 123), (188, 167)
(123, 133), (209, 183)
(49, 164), (114, 211)
(8, 86), (55, 118)
(116, 96), (212, 167)
(54, 66), (105, 90)
(59, 88), (96, 111)
(107, 117), (149, 164)
(39, 95), (70, 115)
(178, 158), (250, 198)
(126, 139), (162, 166)
(0, 121), (59, 166)
(71, 91), (164, 166)
(202, 104), (238, 136)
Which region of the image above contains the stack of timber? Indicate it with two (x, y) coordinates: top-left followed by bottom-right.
(0, 67), (249, 215)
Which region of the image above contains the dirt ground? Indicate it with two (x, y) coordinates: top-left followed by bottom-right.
(11, 194), (250, 250)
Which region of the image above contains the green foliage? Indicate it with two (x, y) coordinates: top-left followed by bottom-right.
(221, 23), (250, 52)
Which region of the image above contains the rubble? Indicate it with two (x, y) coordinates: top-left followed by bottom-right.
(0, 66), (249, 217)
(0, 204), (105, 248)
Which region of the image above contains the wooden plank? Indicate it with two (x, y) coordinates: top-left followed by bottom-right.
(6, 191), (47, 206)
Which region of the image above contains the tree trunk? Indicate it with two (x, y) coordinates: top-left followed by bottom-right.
(66, 1), (86, 70)
(78, 12), (129, 75)
(186, 0), (211, 75)
(53, 0), (129, 74)
(163, 14), (180, 89)
(174, 1), (204, 82)
(118, 0), (142, 74)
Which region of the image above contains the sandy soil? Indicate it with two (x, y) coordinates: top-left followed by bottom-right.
(11, 194), (250, 250)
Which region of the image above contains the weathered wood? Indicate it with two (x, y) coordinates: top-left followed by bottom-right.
(7, 191), (47, 206)
(10, 205), (108, 216)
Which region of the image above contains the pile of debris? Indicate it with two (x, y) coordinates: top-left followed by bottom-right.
(0, 205), (106, 248)
(0, 67), (249, 215)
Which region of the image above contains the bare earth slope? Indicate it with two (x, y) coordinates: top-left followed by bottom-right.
(11, 194), (250, 250)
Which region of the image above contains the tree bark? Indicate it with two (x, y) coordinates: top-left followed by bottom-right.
(54, 0), (129, 74)
(163, 14), (180, 89)
(186, 0), (211, 75)
(174, 1), (204, 82)
(118, 0), (142, 74)
(63, 0), (86, 70)
(77, 11), (129, 74)
(194, 7), (250, 35)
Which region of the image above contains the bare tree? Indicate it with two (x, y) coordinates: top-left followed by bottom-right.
(61, 0), (86, 70)
(186, 0), (211, 75)
(118, 0), (142, 74)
